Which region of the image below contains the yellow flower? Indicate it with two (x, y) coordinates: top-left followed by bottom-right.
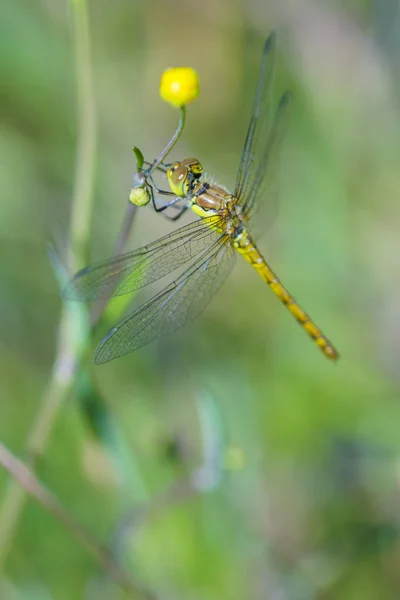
(160, 67), (199, 108)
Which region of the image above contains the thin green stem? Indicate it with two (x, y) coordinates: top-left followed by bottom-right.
(68, 0), (97, 269)
(0, 442), (158, 599)
(147, 105), (186, 175)
(0, 0), (98, 570)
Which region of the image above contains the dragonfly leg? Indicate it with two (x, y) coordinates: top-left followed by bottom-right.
(147, 182), (185, 215)
(142, 160), (171, 174)
(166, 204), (189, 221)
(136, 169), (188, 220)
(145, 172), (175, 197)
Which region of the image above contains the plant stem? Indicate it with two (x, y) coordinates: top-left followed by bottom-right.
(0, 442), (158, 599)
(147, 105), (186, 174)
(68, 0), (97, 270)
(0, 0), (98, 570)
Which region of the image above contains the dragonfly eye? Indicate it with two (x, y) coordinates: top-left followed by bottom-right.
(167, 163), (190, 197)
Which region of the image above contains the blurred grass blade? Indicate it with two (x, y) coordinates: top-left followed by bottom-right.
(192, 389), (225, 491)
(76, 370), (149, 501)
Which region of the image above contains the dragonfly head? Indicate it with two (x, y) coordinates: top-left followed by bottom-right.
(167, 158), (203, 197)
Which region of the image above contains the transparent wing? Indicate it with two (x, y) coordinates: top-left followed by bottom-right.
(243, 92), (292, 237)
(234, 33), (276, 203)
(94, 238), (235, 364)
(64, 217), (223, 301)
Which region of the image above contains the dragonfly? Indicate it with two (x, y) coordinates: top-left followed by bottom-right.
(64, 33), (339, 364)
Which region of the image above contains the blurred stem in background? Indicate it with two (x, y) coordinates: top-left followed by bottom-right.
(0, 0), (98, 572)
(68, 0), (97, 271)
(0, 1), (143, 590)
(0, 442), (158, 600)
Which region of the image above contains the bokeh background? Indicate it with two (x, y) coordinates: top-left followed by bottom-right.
(2, 0), (400, 598)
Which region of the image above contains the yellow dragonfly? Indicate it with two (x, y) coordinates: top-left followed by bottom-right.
(65, 33), (339, 364)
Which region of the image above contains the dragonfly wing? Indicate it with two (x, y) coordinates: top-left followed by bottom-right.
(243, 92), (292, 237)
(234, 34), (291, 237)
(64, 216), (223, 301)
(235, 33), (276, 202)
(94, 238), (235, 364)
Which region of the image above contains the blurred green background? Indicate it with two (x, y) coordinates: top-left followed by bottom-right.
(2, 0), (400, 598)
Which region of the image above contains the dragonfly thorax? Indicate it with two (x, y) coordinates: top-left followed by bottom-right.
(190, 180), (245, 237)
(191, 181), (233, 214)
(167, 158), (244, 231)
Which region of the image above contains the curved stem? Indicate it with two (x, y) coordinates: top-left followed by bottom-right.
(0, 0), (98, 569)
(147, 105), (186, 175)
(0, 442), (158, 599)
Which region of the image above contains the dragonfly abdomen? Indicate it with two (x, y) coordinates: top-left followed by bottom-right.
(233, 230), (339, 360)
